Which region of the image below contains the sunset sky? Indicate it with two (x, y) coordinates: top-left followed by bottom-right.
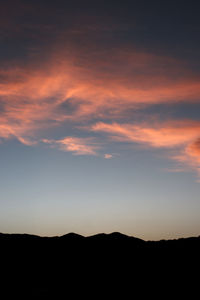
(0, 0), (200, 240)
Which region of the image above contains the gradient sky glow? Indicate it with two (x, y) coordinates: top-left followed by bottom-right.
(0, 0), (200, 240)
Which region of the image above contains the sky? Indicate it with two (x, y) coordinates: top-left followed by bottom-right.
(0, 0), (200, 240)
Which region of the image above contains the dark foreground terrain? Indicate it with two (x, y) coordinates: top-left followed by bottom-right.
(1, 232), (199, 296)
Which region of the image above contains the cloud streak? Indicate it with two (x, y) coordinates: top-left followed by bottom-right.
(1, 48), (200, 144)
(91, 120), (200, 174)
(42, 136), (99, 156)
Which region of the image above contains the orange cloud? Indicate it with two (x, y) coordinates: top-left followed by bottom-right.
(42, 137), (99, 156)
(91, 121), (200, 174)
(91, 121), (200, 147)
(1, 47), (200, 148)
(104, 154), (113, 159)
(187, 139), (200, 163)
(173, 138), (200, 168)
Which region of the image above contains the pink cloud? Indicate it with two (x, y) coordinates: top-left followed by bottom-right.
(104, 154), (113, 159)
(91, 121), (200, 148)
(42, 136), (99, 156)
(91, 121), (200, 175)
(0, 47), (200, 146)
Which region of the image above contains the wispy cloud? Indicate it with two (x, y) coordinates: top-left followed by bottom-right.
(91, 120), (200, 175)
(1, 47), (200, 145)
(104, 154), (113, 159)
(42, 136), (99, 156)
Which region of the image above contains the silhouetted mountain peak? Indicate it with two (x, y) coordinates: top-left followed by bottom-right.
(60, 232), (84, 240)
(85, 232), (144, 245)
(87, 232), (127, 239)
(108, 232), (132, 239)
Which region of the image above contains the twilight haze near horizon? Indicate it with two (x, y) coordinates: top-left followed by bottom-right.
(0, 0), (200, 240)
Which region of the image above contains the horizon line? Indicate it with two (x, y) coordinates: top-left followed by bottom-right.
(1, 231), (199, 242)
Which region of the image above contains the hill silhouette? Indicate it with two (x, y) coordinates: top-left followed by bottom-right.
(1, 232), (199, 296)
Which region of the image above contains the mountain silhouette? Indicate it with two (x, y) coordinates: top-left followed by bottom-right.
(1, 232), (199, 296)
